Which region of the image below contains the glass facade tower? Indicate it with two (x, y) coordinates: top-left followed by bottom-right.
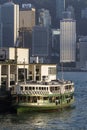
(1, 1), (19, 47)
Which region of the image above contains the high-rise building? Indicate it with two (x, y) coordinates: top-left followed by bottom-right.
(56, 0), (65, 19)
(19, 3), (35, 30)
(19, 3), (35, 48)
(38, 8), (51, 27)
(60, 18), (76, 64)
(51, 29), (60, 63)
(66, 6), (75, 19)
(77, 36), (87, 69)
(81, 8), (87, 19)
(1, 1), (19, 47)
(32, 26), (50, 62)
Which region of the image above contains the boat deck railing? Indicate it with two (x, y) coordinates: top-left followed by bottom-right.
(10, 80), (74, 95)
(64, 87), (74, 93)
(18, 79), (73, 86)
(19, 90), (50, 95)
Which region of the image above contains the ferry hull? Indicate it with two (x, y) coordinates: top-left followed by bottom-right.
(16, 98), (74, 114)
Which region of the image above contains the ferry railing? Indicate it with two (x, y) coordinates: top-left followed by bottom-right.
(64, 87), (74, 93)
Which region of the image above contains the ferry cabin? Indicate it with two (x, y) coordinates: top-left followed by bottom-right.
(15, 80), (74, 106)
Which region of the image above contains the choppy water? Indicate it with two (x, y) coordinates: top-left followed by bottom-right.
(0, 72), (87, 130)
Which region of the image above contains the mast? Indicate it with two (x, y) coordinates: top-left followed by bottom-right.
(15, 46), (18, 85)
(23, 58), (26, 84)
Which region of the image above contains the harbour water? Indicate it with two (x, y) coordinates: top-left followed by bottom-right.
(0, 72), (87, 130)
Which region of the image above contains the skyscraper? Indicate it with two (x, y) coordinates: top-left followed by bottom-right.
(78, 36), (87, 69)
(32, 26), (50, 62)
(38, 8), (51, 27)
(51, 29), (60, 63)
(19, 3), (35, 48)
(1, 1), (19, 47)
(60, 18), (76, 63)
(56, 0), (65, 19)
(20, 3), (35, 30)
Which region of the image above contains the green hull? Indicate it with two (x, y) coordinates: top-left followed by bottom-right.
(16, 99), (74, 114)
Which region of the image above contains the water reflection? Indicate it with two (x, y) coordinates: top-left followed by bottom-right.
(0, 107), (75, 130)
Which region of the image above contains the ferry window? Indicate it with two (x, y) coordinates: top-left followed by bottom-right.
(44, 87), (46, 90)
(20, 86), (23, 90)
(29, 87), (31, 90)
(25, 87), (28, 90)
(33, 87), (35, 90)
(65, 86), (68, 89)
(50, 87), (52, 91)
(50, 87), (53, 91)
(55, 87), (57, 90)
(36, 87), (38, 90)
(69, 85), (71, 89)
(36, 76), (39, 80)
(39, 87), (41, 90)
(29, 71), (32, 74)
(43, 97), (48, 100)
(36, 69), (39, 73)
(47, 87), (48, 90)
(38, 96), (40, 100)
(55, 87), (60, 90)
(48, 67), (56, 74)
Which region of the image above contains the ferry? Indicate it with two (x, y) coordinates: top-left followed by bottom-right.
(11, 63), (74, 113)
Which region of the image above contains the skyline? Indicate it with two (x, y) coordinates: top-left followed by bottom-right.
(0, 0), (86, 35)
(0, 1), (87, 69)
